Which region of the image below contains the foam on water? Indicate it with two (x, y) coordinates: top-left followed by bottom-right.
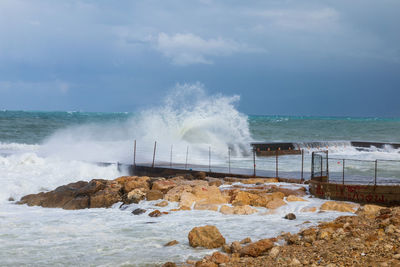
(0, 182), (351, 266)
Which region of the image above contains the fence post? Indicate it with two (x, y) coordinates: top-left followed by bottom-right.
(185, 146), (189, 170)
(275, 149), (279, 178)
(253, 149), (256, 177)
(374, 160), (378, 186)
(133, 140), (136, 167)
(311, 152), (314, 178)
(152, 141), (157, 168)
(209, 146), (211, 172)
(326, 151), (329, 181)
(301, 149), (304, 182)
(170, 145), (173, 168)
(342, 159), (345, 185)
(228, 147), (231, 174)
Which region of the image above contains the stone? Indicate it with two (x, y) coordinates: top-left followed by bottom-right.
(300, 207), (317, 213)
(284, 213), (296, 220)
(358, 204), (385, 216)
(179, 192), (197, 210)
(132, 208), (146, 215)
(8, 197), (15, 202)
(230, 241), (242, 253)
(320, 201), (359, 213)
(188, 225), (226, 249)
(194, 202), (219, 211)
(164, 240), (179, 246)
(269, 246), (280, 258)
(286, 195), (307, 202)
(239, 239), (274, 257)
(195, 261), (218, 267)
(149, 210), (162, 217)
(146, 190), (164, 201)
(63, 196), (89, 210)
(115, 176), (150, 193)
(219, 205), (257, 215)
(266, 199), (286, 209)
(192, 185), (227, 204)
(162, 262), (177, 267)
(90, 187), (122, 208)
(155, 200), (169, 207)
(194, 172), (207, 180)
(290, 258), (301, 266)
(207, 178), (222, 187)
(277, 187), (306, 197)
(124, 188), (146, 204)
(210, 252), (229, 264)
(164, 185), (192, 202)
(231, 191), (259, 206)
(240, 237), (252, 244)
(152, 180), (177, 193)
(222, 244), (231, 253)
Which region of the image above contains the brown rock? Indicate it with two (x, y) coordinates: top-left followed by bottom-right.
(179, 192), (197, 210)
(240, 237), (252, 244)
(149, 210), (162, 217)
(300, 207), (317, 213)
(222, 244), (231, 253)
(194, 172), (207, 180)
(188, 225), (226, 248)
(164, 185), (192, 202)
(152, 180), (177, 193)
(164, 240), (179, 246)
(230, 241), (242, 253)
(155, 200), (169, 207)
(219, 205), (257, 215)
(192, 185), (227, 204)
(90, 185), (122, 208)
(207, 178), (223, 187)
(162, 262), (177, 267)
(277, 187), (306, 197)
(194, 202), (219, 211)
(266, 199), (286, 209)
(146, 190), (164, 201)
(286, 195), (307, 202)
(115, 176), (150, 193)
(231, 191), (259, 206)
(320, 201), (359, 213)
(210, 252), (230, 264)
(284, 213), (296, 220)
(240, 239), (274, 257)
(195, 261), (218, 267)
(124, 188), (146, 204)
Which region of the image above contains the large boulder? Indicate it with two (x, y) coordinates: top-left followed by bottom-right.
(146, 190), (164, 201)
(151, 180), (177, 193)
(192, 185), (227, 204)
(90, 187), (122, 208)
(219, 205), (258, 215)
(266, 199), (287, 209)
(123, 188), (146, 204)
(164, 185), (192, 202)
(239, 239), (274, 257)
(286, 195), (307, 202)
(114, 176), (150, 193)
(231, 191), (259, 206)
(188, 225), (226, 249)
(179, 192), (197, 210)
(320, 201), (359, 213)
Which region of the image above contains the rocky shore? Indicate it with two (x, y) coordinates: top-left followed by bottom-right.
(18, 174), (391, 267)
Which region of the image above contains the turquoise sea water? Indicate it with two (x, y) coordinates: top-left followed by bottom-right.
(1, 110), (400, 145)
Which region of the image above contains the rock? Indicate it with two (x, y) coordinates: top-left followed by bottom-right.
(8, 197), (15, 202)
(219, 205), (257, 215)
(231, 191), (259, 206)
(146, 190), (164, 201)
(239, 239), (274, 257)
(290, 258), (301, 266)
(210, 252), (229, 264)
(300, 207), (317, 213)
(188, 225), (226, 249)
(194, 172), (207, 180)
(192, 185), (227, 204)
(115, 176), (150, 193)
(393, 254), (400, 259)
(162, 262), (177, 267)
(89, 186), (122, 208)
(179, 192), (197, 210)
(270, 191), (285, 200)
(222, 244), (231, 253)
(149, 210), (162, 217)
(277, 187), (306, 197)
(164, 185), (192, 202)
(152, 180), (177, 193)
(155, 200), (169, 207)
(63, 196), (89, 210)
(286, 195), (307, 202)
(240, 237), (252, 244)
(207, 178), (222, 187)
(164, 240), (179, 246)
(195, 261), (218, 267)
(269, 246), (280, 258)
(284, 213), (296, 220)
(320, 201), (359, 213)
(230, 241), (242, 253)
(266, 199), (286, 209)
(194, 202), (219, 211)
(132, 208), (146, 215)
(124, 188), (146, 204)
(358, 204), (385, 216)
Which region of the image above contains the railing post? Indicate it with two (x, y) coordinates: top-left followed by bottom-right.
(275, 148), (279, 178)
(326, 150), (329, 181)
(374, 160), (378, 186)
(209, 146), (211, 172)
(152, 141), (157, 168)
(170, 145), (173, 168)
(133, 140), (136, 167)
(253, 149), (256, 177)
(342, 159), (345, 185)
(228, 147), (231, 174)
(185, 146), (189, 170)
(301, 149), (304, 182)
(311, 152), (315, 179)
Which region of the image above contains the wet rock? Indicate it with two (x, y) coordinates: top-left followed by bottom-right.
(188, 225), (226, 249)
(194, 172), (207, 180)
(210, 252), (230, 264)
(149, 210), (162, 217)
(8, 197), (15, 202)
(195, 260), (217, 267)
(152, 180), (177, 193)
(155, 200), (169, 207)
(63, 196), (89, 210)
(207, 177), (222, 187)
(320, 201), (359, 213)
(240, 237), (252, 244)
(222, 244), (231, 253)
(220, 205), (258, 215)
(132, 208), (146, 215)
(162, 262), (177, 267)
(269, 246), (280, 258)
(194, 202), (219, 211)
(192, 185), (227, 204)
(179, 192), (197, 210)
(164, 185), (192, 202)
(164, 240), (179, 246)
(300, 207), (317, 213)
(266, 198), (286, 209)
(284, 213), (296, 220)
(239, 239), (274, 257)
(286, 195), (307, 202)
(124, 188), (146, 204)
(146, 190), (163, 201)
(230, 241), (242, 253)
(357, 204), (385, 217)
(115, 176), (150, 193)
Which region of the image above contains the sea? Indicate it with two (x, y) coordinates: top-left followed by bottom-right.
(1, 90), (400, 266)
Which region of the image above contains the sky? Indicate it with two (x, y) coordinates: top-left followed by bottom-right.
(0, 0), (399, 117)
